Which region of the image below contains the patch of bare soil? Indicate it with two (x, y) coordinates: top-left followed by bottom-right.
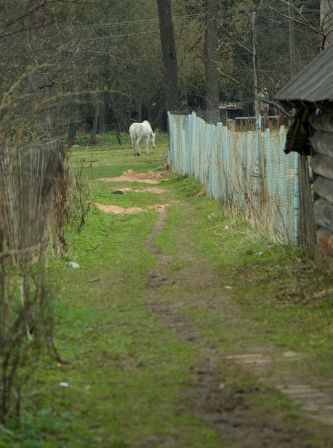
(94, 170), (169, 215)
(98, 169), (168, 185)
(143, 204), (333, 447)
(92, 202), (169, 214)
(93, 203), (144, 214)
(102, 187), (166, 194)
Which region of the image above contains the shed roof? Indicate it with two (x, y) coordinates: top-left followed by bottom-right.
(275, 46), (333, 102)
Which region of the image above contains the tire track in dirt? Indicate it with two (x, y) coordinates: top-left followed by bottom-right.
(144, 204), (333, 448)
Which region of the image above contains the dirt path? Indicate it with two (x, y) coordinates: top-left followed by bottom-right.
(94, 169), (333, 447)
(143, 203), (333, 448)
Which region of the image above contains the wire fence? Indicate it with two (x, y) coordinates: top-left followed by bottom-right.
(168, 111), (299, 243)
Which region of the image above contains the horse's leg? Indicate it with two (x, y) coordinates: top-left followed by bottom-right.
(133, 139), (138, 156)
(136, 137), (141, 156)
(145, 136), (149, 155)
(131, 136), (136, 156)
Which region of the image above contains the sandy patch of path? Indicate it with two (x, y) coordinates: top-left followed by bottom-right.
(92, 203), (169, 214)
(93, 203), (144, 214)
(99, 169), (168, 185)
(109, 187), (166, 194)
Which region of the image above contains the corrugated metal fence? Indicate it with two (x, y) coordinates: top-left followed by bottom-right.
(168, 111), (299, 243)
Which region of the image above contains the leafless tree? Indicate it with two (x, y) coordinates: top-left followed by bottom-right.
(157, 0), (181, 111)
(205, 0), (220, 122)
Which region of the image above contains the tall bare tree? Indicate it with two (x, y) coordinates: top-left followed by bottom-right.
(157, 0), (181, 111)
(205, 0), (219, 122)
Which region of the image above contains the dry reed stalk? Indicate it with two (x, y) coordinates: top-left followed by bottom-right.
(0, 138), (68, 423)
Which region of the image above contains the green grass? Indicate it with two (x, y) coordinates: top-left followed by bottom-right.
(155, 184), (333, 373)
(73, 130), (169, 150)
(1, 131), (333, 447)
(3, 229), (224, 445)
(0, 135), (225, 448)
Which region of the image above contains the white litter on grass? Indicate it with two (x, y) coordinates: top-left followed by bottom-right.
(68, 261), (80, 269)
(283, 351), (300, 358)
(224, 285), (232, 290)
(59, 382), (70, 388)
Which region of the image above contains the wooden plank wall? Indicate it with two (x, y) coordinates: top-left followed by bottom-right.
(309, 110), (333, 268)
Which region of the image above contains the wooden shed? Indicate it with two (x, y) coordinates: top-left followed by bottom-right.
(275, 45), (333, 269)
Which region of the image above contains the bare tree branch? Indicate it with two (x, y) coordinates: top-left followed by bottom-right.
(263, 2), (322, 36)
(5, 1), (48, 28)
(216, 66), (250, 91)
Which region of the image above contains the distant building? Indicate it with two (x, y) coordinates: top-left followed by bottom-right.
(219, 102), (244, 121)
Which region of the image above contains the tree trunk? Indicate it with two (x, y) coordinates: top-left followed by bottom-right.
(156, 0), (180, 111)
(112, 110), (122, 145)
(99, 98), (106, 134)
(288, 1), (296, 76)
(90, 100), (100, 145)
(68, 124), (78, 147)
(205, 0), (219, 123)
(67, 104), (81, 147)
(137, 101), (142, 122)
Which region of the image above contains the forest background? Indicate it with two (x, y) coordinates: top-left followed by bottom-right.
(1, 0), (329, 147)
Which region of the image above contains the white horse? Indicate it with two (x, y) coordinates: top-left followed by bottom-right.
(129, 120), (156, 156)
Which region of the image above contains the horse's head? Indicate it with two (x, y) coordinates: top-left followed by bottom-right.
(151, 132), (156, 148)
